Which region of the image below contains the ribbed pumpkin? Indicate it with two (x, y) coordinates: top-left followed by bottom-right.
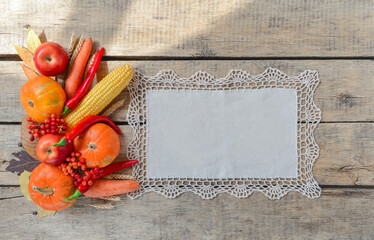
(28, 163), (76, 211)
(73, 123), (120, 168)
(20, 76), (66, 123)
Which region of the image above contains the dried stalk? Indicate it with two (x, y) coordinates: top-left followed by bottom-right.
(60, 34), (79, 88)
(67, 33), (78, 59)
(83, 50), (97, 79)
(69, 35), (85, 70)
(101, 99), (126, 117)
(89, 203), (115, 210)
(103, 174), (134, 180)
(99, 196), (121, 201)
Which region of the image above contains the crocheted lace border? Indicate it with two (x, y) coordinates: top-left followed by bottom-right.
(127, 68), (321, 200)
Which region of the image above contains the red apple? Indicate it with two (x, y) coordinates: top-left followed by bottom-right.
(36, 134), (72, 165)
(33, 42), (68, 76)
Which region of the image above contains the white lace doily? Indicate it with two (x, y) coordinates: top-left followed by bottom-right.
(127, 68), (321, 200)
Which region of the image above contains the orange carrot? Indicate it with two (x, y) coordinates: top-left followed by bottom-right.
(83, 179), (140, 198)
(65, 38), (92, 99)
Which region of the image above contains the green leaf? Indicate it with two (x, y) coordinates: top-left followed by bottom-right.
(19, 171), (31, 201)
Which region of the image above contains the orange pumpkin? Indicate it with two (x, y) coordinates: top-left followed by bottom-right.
(20, 76), (66, 123)
(73, 123), (120, 168)
(28, 163), (75, 211)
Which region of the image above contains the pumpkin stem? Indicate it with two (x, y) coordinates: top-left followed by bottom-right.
(88, 142), (97, 150)
(32, 186), (54, 195)
(28, 100), (34, 108)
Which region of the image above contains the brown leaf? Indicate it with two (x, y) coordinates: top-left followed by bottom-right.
(37, 207), (56, 219)
(12, 43), (38, 72)
(6, 150), (39, 175)
(19, 171), (31, 201)
(38, 30), (47, 43)
(20, 63), (39, 80)
(27, 26), (41, 53)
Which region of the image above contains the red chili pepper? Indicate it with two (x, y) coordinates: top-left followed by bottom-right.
(53, 115), (122, 147)
(65, 160), (138, 201)
(62, 47), (104, 116)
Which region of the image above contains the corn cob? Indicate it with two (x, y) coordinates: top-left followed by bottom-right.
(64, 64), (134, 129)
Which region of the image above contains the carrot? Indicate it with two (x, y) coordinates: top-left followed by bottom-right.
(65, 37), (92, 99)
(83, 179), (140, 198)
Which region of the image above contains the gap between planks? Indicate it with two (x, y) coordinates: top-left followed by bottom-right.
(2, 55), (374, 61)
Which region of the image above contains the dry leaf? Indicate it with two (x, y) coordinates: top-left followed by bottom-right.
(27, 26), (41, 53)
(99, 196), (121, 201)
(101, 99), (126, 117)
(38, 30), (47, 43)
(19, 171), (31, 201)
(20, 63), (39, 80)
(12, 43), (38, 72)
(89, 203), (115, 210)
(6, 150), (39, 175)
(37, 207), (56, 219)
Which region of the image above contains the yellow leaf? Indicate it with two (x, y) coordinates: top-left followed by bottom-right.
(27, 26), (41, 53)
(19, 171), (31, 201)
(37, 207), (56, 219)
(38, 30), (47, 44)
(12, 43), (38, 72)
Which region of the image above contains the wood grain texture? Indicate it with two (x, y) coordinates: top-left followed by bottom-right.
(2, 60), (374, 122)
(1, 0), (374, 237)
(1, 188), (374, 240)
(2, 0), (374, 57)
(1, 123), (374, 186)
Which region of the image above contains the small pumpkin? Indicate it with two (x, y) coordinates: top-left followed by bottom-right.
(28, 163), (75, 211)
(20, 75), (66, 123)
(73, 123), (120, 168)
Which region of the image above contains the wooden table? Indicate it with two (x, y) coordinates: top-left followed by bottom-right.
(1, 1), (374, 239)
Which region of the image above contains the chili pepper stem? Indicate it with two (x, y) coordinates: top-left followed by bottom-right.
(62, 106), (71, 117)
(65, 189), (82, 201)
(52, 137), (68, 147)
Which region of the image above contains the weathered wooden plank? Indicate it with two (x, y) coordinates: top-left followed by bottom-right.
(2, 0), (374, 57)
(0, 187), (23, 199)
(1, 123), (374, 186)
(2, 60), (374, 122)
(0, 188), (374, 239)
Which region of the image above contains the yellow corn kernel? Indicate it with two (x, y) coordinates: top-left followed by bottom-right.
(64, 64), (134, 129)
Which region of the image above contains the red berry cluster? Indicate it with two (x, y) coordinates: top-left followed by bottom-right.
(58, 152), (104, 187)
(26, 114), (68, 141)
